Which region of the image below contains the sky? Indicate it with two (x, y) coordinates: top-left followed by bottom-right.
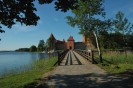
(0, 0), (133, 51)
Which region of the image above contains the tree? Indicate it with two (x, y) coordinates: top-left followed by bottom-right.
(0, 0), (85, 32)
(16, 48), (30, 52)
(114, 11), (133, 57)
(0, 0), (88, 41)
(115, 11), (133, 34)
(37, 40), (45, 52)
(45, 38), (50, 51)
(0, 0), (40, 30)
(127, 34), (133, 49)
(0, 26), (5, 33)
(98, 31), (125, 49)
(30, 45), (37, 52)
(66, 0), (110, 63)
(0, 26), (5, 41)
(98, 30), (110, 49)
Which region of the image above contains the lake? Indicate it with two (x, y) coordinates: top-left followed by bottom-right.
(0, 51), (53, 76)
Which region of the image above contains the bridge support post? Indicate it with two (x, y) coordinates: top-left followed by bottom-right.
(58, 52), (60, 65)
(91, 50), (94, 64)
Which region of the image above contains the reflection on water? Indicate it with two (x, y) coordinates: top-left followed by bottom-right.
(0, 51), (55, 76)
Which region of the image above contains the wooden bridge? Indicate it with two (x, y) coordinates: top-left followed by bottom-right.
(40, 50), (128, 88)
(57, 49), (94, 66)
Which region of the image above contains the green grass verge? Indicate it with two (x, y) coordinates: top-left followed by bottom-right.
(97, 52), (133, 74)
(0, 57), (57, 88)
(99, 63), (133, 74)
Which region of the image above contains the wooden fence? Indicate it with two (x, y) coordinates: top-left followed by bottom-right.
(58, 49), (69, 65)
(74, 49), (95, 64)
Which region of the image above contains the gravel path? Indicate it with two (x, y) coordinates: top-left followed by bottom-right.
(41, 50), (133, 88)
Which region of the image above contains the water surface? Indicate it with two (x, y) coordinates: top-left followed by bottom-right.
(0, 51), (49, 76)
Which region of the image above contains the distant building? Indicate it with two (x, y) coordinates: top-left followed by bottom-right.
(47, 33), (95, 50)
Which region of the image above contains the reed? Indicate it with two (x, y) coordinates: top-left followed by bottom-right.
(98, 51), (133, 73)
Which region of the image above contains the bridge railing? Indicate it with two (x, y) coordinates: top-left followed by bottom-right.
(74, 49), (95, 64)
(57, 49), (69, 65)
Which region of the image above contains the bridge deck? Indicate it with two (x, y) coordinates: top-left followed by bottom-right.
(42, 50), (130, 88)
(60, 50), (82, 66)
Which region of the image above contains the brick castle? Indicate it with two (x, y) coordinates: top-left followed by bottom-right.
(47, 33), (95, 50)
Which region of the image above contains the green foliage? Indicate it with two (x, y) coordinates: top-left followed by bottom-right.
(0, 57), (58, 88)
(0, 0), (40, 29)
(99, 32), (124, 49)
(37, 40), (45, 52)
(113, 11), (133, 49)
(97, 11), (133, 50)
(45, 39), (50, 51)
(30, 45), (37, 52)
(0, 0), (87, 31)
(66, 0), (112, 41)
(98, 29), (133, 49)
(66, 0), (106, 34)
(127, 34), (133, 49)
(66, 0), (109, 63)
(115, 11), (133, 33)
(0, 27), (5, 33)
(15, 48), (30, 52)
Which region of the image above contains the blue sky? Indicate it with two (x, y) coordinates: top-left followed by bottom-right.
(0, 0), (133, 51)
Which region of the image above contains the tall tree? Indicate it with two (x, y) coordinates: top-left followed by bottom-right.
(66, 0), (110, 63)
(114, 11), (133, 57)
(115, 11), (133, 34)
(37, 40), (45, 52)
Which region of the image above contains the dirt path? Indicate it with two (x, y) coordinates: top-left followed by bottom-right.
(40, 50), (133, 88)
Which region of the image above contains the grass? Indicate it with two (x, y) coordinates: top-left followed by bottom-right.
(102, 51), (133, 64)
(0, 57), (58, 88)
(96, 51), (133, 74)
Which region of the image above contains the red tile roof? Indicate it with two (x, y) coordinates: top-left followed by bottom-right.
(67, 36), (74, 41)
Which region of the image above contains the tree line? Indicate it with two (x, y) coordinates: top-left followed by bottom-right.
(16, 40), (47, 52)
(15, 34), (55, 52)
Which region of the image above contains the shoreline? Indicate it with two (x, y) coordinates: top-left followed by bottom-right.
(0, 56), (58, 88)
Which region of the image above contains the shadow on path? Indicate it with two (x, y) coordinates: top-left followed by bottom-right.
(38, 73), (133, 88)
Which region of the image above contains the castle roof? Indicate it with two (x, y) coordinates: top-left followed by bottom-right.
(56, 40), (66, 44)
(50, 33), (56, 40)
(67, 36), (74, 41)
(62, 39), (65, 42)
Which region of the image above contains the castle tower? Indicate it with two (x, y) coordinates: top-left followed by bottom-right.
(82, 35), (86, 43)
(67, 36), (75, 50)
(48, 33), (56, 50)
